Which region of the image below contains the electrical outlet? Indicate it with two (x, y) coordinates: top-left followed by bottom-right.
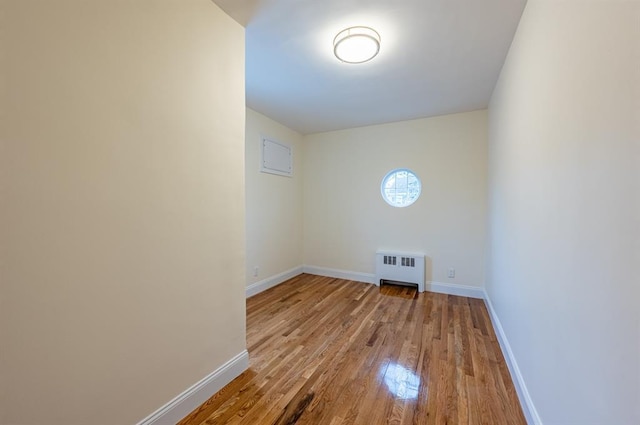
(253, 266), (259, 277)
(448, 268), (455, 278)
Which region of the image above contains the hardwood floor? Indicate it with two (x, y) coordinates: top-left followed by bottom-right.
(179, 274), (526, 425)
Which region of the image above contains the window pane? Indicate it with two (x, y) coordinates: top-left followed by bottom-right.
(380, 169), (421, 207)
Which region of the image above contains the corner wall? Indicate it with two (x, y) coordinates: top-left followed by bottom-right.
(245, 108), (304, 295)
(303, 110), (488, 290)
(487, 1), (640, 423)
(0, 1), (246, 424)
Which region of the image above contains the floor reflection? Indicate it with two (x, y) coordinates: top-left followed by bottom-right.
(382, 362), (421, 400)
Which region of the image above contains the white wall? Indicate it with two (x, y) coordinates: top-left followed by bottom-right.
(0, 1), (246, 424)
(487, 1), (640, 424)
(245, 108), (304, 287)
(303, 110), (488, 288)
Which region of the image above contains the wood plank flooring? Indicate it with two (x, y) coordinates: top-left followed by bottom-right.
(179, 274), (526, 425)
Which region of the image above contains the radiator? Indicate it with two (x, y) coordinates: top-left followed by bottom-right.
(375, 251), (425, 292)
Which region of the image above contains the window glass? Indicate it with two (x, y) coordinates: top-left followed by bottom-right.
(381, 168), (421, 207)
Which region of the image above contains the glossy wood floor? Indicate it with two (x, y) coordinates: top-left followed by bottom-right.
(179, 274), (526, 425)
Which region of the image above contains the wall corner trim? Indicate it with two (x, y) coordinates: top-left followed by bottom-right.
(483, 292), (543, 425)
(303, 265), (376, 284)
(135, 350), (249, 425)
(426, 281), (485, 299)
(246, 266), (304, 298)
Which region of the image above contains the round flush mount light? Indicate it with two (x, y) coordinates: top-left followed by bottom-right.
(333, 26), (381, 64)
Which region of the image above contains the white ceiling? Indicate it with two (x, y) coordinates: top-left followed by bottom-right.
(213, 0), (526, 135)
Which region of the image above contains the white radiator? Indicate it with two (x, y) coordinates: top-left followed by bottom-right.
(375, 251), (425, 292)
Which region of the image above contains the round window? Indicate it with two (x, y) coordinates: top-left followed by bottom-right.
(381, 168), (421, 207)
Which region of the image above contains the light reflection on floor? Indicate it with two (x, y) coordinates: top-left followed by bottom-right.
(381, 362), (421, 400)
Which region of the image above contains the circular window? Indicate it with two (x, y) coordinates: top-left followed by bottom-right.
(381, 168), (421, 207)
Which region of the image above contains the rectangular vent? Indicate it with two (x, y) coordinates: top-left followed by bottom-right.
(401, 257), (415, 267)
(383, 255), (397, 265)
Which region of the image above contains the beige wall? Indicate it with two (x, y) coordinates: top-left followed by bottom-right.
(0, 1), (246, 424)
(303, 110), (488, 287)
(487, 0), (640, 423)
(245, 108), (304, 286)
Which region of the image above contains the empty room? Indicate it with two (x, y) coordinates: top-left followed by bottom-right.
(1, 1), (638, 425)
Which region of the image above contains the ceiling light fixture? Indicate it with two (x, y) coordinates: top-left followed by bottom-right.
(333, 26), (381, 64)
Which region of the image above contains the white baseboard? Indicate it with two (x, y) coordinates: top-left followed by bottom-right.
(302, 267), (486, 299)
(246, 266), (304, 298)
(136, 350), (249, 425)
(426, 281), (485, 299)
(303, 265), (376, 284)
(483, 293), (542, 425)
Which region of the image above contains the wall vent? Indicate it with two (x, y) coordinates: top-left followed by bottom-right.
(375, 251), (425, 292)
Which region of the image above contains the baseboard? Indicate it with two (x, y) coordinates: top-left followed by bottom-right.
(303, 265), (376, 284)
(246, 266), (304, 298)
(426, 281), (485, 299)
(301, 267), (486, 299)
(136, 350), (249, 425)
(483, 293), (542, 425)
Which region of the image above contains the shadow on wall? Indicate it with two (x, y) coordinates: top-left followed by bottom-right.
(425, 257), (433, 282)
